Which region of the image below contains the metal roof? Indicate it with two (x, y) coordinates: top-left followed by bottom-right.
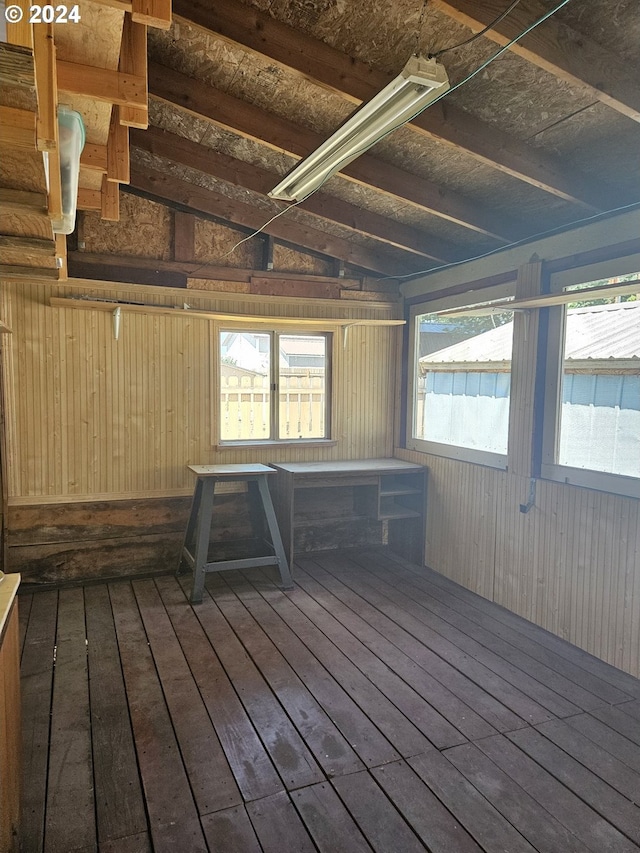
(421, 301), (640, 365)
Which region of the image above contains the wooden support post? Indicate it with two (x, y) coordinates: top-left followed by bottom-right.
(131, 0), (171, 30)
(107, 106), (130, 184)
(173, 211), (195, 262)
(55, 233), (67, 280)
(119, 15), (148, 128)
(262, 235), (274, 271)
(32, 23), (58, 152)
(507, 260), (543, 478)
(101, 174), (120, 221)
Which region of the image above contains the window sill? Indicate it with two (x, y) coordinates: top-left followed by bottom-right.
(540, 463), (640, 500)
(406, 438), (508, 470)
(215, 439), (338, 450)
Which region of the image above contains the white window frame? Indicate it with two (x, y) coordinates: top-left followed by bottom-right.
(406, 283), (515, 469)
(541, 253), (640, 499)
(215, 327), (336, 448)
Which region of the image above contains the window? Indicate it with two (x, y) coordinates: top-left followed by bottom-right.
(542, 267), (640, 498)
(407, 293), (514, 467)
(219, 330), (332, 443)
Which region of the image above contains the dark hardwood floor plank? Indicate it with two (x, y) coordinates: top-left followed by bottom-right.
(506, 726), (640, 844)
(85, 584), (148, 847)
(99, 831), (153, 853)
(45, 588), (96, 853)
(201, 805), (262, 853)
(243, 569), (437, 760)
(291, 782), (374, 853)
(156, 576), (283, 803)
(408, 747), (538, 853)
(417, 558), (640, 700)
(345, 551), (582, 719)
(17, 592), (32, 660)
(297, 558), (498, 741)
(108, 581), (208, 853)
(332, 770), (429, 853)
(535, 718), (640, 802)
(212, 589), (365, 779)
(300, 557), (523, 734)
(377, 551), (631, 707)
(586, 704), (640, 746)
(565, 713), (640, 774)
(371, 760), (483, 853)
(318, 553), (556, 725)
(132, 578), (242, 815)
(20, 590), (58, 853)
(445, 742), (591, 853)
(234, 569), (465, 751)
(188, 577), (325, 791)
(247, 791), (317, 853)
(228, 579), (402, 769)
(476, 733), (640, 853)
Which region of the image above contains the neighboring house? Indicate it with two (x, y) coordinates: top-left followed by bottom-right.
(418, 301), (640, 475)
(220, 332), (326, 373)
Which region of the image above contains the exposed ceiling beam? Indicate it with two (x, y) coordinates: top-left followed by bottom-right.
(172, 0), (619, 210)
(149, 63), (522, 243)
(431, 0), (640, 123)
(129, 165), (422, 276)
(132, 126), (462, 264)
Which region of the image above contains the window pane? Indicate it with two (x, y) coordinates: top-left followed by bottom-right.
(219, 332), (271, 440)
(278, 334), (327, 439)
(414, 309), (513, 454)
(558, 290), (640, 478)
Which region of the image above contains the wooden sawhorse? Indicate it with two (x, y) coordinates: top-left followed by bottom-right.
(177, 463), (293, 603)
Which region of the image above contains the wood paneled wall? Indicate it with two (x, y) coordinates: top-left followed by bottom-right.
(1, 280), (398, 503)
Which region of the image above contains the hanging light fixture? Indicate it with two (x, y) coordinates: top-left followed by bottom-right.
(268, 55), (449, 203)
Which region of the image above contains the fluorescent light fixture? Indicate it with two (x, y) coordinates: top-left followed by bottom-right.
(268, 55), (449, 203)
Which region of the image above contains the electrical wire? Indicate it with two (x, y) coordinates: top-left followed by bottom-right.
(185, 0), (574, 270)
(431, 0), (523, 58)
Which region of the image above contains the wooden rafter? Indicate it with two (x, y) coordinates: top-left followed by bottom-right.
(56, 61), (147, 108)
(432, 0), (640, 123)
(172, 0), (621, 210)
(131, 126), (461, 264)
(148, 63), (521, 243)
(129, 166), (423, 276)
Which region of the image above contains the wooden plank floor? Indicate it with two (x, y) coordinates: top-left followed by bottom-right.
(19, 548), (640, 853)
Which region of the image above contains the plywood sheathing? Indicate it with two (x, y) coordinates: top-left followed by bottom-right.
(556, 0), (640, 65)
(194, 217), (260, 269)
(80, 193), (172, 260)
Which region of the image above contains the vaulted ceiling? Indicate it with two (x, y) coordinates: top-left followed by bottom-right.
(119, 0), (640, 279)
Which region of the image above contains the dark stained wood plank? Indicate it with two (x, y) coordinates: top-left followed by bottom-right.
(212, 590), (365, 779)
(409, 748), (539, 853)
(108, 581), (208, 853)
(587, 705), (640, 747)
(371, 760), (483, 853)
(132, 578), (242, 815)
(230, 569), (465, 751)
(296, 559), (496, 742)
(246, 791), (317, 853)
(100, 832), (153, 853)
(185, 577), (325, 791)
(243, 570), (438, 759)
(476, 734), (640, 853)
(300, 556), (523, 734)
(387, 552), (633, 705)
(84, 585), (149, 846)
(155, 576), (284, 803)
(535, 718), (640, 803)
(445, 742), (591, 853)
(17, 592), (32, 659)
(201, 805), (262, 853)
(332, 770), (429, 853)
(44, 588), (96, 853)
(565, 713), (640, 775)
(20, 590), (57, 853)
(354, 550), (593, 717)
(172, 209), (195, 263)
(421, 561), (640, 700)
(506, 727), (640, 844)
(290, 782), (374, 853)
(319, 553), (556, 725)
(228, 579), (402, 769)
(618, 700), (640, 722)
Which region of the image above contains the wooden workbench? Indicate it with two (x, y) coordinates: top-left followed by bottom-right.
(269, 459), (427, 570)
